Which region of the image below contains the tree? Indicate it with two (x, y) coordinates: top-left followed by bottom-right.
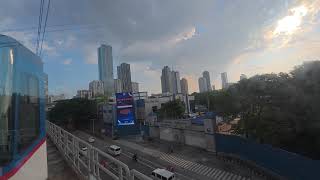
(194, 61), (320, 159)
(158, 99), (185, 119)
(48, 98), (97, 130)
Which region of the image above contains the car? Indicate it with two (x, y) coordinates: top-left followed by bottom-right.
(88, 137), (95, 143)
(106, 145), (121, 156)
(151, 168), (175, 180)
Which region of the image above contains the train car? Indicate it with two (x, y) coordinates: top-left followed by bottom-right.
(0, 35), (47, 180)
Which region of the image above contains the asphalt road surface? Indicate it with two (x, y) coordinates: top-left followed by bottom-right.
(73, 131), (250, 180)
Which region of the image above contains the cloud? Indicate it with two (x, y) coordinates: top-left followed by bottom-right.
(84, 44), (98, 64)
(62, 58), (72, 65)
(2, 0), (320, 93)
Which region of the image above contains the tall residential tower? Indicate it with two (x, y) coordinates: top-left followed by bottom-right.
(198, 77), (208, 93)
(117, 63), (132, 92)
(161, 66), (172, 94)
(171, 71), (181, 94)
(221, 72), (228, 89)
(180, 78), (189, 95)
(202, 71), (212, 91)
(98, 44), (114, 96)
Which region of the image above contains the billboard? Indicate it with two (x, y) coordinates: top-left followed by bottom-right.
(116, 92), (135, 125)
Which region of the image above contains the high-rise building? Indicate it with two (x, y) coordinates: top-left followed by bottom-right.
(202, 71), (212, 91)
(221, 72), (228, 89)
(161, 66), (172, 94)
(114, 79), (122, 93)
(240, 74), (247, 80)
(212, 85), (215, 91)
(180, 78), (189, 95)
(171, 71), (181, 94)
(117, 63), (132, 92)
(98, 44), (114, 96)
(77, 90), (92, 99)
(198, 77), (208, 93)
(48, 94), (66, 103)
(44, 73), (49, 103)
(89, 80), (104, 97)
(132, 82), (139, 93)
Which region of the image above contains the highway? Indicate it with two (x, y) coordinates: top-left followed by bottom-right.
(73, 131), (250, 180)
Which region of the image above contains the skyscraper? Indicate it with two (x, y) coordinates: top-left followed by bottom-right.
(131, 82), (139, 93)
(161, 66), (172, 94)
(240, 74), (247, 80)
(117, 63), (132, 92)
(202, 71), (212, 91)
(198, 77), (208, 93)
(171, 71), (181, 94)
(180, 78), (189, 95)
(114, 79), (122, 93)
(89, 80), (104, 97)
(98, 44), (113, 96)
(221, 72), (228, 89)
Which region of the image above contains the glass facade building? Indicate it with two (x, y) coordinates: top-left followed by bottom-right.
(98, 44), (114, 96)
(0, 35), (46, 175)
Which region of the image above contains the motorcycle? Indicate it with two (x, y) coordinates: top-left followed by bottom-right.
(132, 153), (138, 162)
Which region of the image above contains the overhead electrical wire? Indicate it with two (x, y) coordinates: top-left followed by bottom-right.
(39, 0), (51, 57)
(36, 0), (45, 55)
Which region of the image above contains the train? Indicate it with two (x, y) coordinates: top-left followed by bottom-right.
(0, 35), (47, 180)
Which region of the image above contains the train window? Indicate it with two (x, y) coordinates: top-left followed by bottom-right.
(0, 45), (43, 166)
(18, 73), (40, 152)
(0, 48), (14, 166)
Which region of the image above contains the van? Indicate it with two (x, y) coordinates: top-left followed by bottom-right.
(151, 168), (175, 180)
(106, 145), (121, 156)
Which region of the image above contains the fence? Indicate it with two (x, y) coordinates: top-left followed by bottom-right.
(215, 133), (320, 180)
(47, 121), (152, 180)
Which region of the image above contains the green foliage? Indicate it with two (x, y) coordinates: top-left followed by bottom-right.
(48, 98), (97, 128)
(159, 99), (185, 119)
(195, 61), (320, 159)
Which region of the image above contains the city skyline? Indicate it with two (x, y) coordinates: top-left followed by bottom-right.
(2, 1), (320, 96)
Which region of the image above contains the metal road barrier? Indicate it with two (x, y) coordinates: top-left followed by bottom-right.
(46, 121), (152, 180)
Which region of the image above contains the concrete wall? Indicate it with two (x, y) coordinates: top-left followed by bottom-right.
(10, 141), (48, 180)
(149, 119), (216, 150)
(160, 127), (175, 141)
(149, 126), (160, 138)
(159, 126), (206, 148)
(184, 130), (206, 148)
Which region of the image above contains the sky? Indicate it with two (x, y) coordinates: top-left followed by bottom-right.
(1, 0), (320, 97)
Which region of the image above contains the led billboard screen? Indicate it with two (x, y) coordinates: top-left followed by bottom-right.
(116, 92), (135, 125)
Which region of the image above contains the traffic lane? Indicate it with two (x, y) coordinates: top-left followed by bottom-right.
(73, 131), (155, 178)
(73, 131), (200, 180)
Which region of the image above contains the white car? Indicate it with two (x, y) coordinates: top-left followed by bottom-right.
(88, 137), (95, 143)
(151, 168), (175, 180)
(106, 145), (121, 156)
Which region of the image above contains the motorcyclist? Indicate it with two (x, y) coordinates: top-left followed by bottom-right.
(132, 153), (137, 161)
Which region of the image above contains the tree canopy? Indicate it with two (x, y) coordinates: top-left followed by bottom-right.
(195, 61), (320, 159)
(48, 98), (97, 129)
(158, 99), (185, 119)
